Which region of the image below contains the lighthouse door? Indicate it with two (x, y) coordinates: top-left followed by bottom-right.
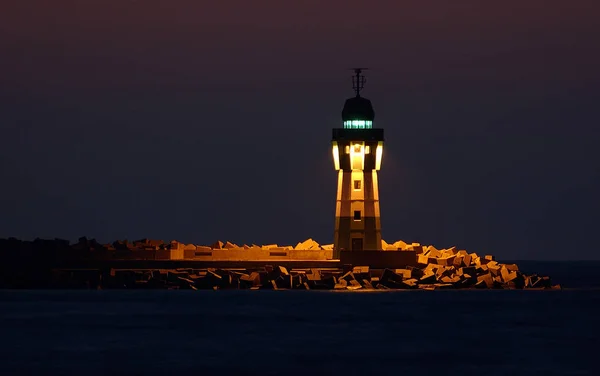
(351, 238), (364, 251)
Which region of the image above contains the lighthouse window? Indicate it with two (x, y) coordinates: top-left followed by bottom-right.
(354, 180), (361, 190)
(343, 120), (373, 129)
(353, 210), (362, 221)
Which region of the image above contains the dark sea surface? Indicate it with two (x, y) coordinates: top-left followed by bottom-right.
(1, 261), (599, 376)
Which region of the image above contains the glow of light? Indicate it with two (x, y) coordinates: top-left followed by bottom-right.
(332, 142), (340, 170)
(350, 142), (365, 170)
(365, 145), (370, 154)
(343, 120), (373, 129)
(375, 142), (383, 170)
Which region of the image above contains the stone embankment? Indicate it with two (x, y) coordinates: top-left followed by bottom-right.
(85, 252), (558, 291)
(1, 237), (560, 290)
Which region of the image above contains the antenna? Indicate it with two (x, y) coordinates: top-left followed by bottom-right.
(351, 67), (368, 97)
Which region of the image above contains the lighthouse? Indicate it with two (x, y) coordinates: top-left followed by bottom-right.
(332, 69), (384, 256)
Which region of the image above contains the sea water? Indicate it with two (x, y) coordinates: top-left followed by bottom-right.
(0, 261), (598, 375)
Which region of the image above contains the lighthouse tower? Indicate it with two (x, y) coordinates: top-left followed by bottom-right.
(331, 69), (384, 256)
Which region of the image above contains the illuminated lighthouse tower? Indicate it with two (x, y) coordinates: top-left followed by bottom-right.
(332, 69), (384, 255)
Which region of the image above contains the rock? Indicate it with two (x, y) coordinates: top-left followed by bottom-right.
(474, 280), (487, 289)
(436, 256), (455, 266)
(224, 241), (239, 249)
(419, 271), (437, 284)
(392, 240), (408, 250)
(210, 241), (224, 249)
(380, 269), (403, 287)
(477, 273), (494, 288)
(362, 279), (374, 289)
(347, 280), (362, 290)
(340, 271), (356, 282)
(278, 266), (289, 276)
(240, 272), (261, 288)
(352, 266), (370, 280)
(395, 269), (413, 279)
(417, 254), (429, 265)
(433, 283), (454, 290)
(306, 269), (321, 281)
(505, 264), (519, 272)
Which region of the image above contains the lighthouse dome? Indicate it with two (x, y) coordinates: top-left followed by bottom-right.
(342, 96), (375, 121)
(341, 96), (375, 129)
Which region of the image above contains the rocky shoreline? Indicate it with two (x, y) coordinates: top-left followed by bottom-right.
(0, 237), (559, 290)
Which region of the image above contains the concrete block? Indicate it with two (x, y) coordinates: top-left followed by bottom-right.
(433, 283), (454, 290)
(321, 244), (334, 250)
(417, 254), (429, 265)
(295, 238), (314, 250)
(347, 280), (362, 290)
(424, 263), (442, 272)
(335, 278), (348, 289)
(306, 269), (321, 281)
(505, 264), (519, 272)
(453, 255), (464, 267)
(352, 266), (369, 274)
(380, 269), (403, 285)
(488, 264), (501, 276)
(435, 266), (449, 278)
(278, 266), (289, 276)
(412, 245), (424, 254)
(362, 279), (374, 289)
(395, 269), (412, 279)
(484, 255), (495, 261)
(474, 280), (487, 289)
(239, 272), (260, 286)
(440, 276), (453, 283)
(419, 271), (437, 284)
(477, 273), (494, 288)
(450, 275), (461, 284)
(406, 266), (424, 279)
(436, 256), (456, 266)
(340, 271), (356, 282)
(393, 240), (408, 250)
(381, 239), (390, 250)
(210, 241), (224, 249)
(426, 246), (442, 258)
(476, 264), (489, 273)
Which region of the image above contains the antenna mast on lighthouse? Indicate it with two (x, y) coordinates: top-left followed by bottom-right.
(351, 68), (368, 97)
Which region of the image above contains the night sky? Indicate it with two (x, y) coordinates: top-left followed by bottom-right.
(1, 1), (599, 260)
